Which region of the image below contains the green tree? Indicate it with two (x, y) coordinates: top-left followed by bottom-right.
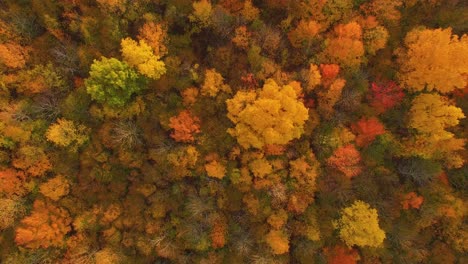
(85, 57), (146, 107)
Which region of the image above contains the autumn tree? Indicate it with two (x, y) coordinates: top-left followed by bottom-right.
(0, 42), (30, 69)
(121, 38), (166, 80)
(13, 146), (52, 177)
(265, 229), (289, 255)
(39, 175), (70, 201)
(169, 110), (201, 143)
(360, 0), (403, 23)
(327, 144), (362, 178)
(201, 69), (231, 97)
(138, 22), (168, 58)
(288, 20), (321, 49)
(15, 199), (72, 249)
(232, 26), (250, 50)
(85, 57), (146, 107)
(321, 22), (365, 68)
(351, 117), (386, 147)
(0, 198), (24, 230)
(401, 192), (424, 210)
(324, 245), (360, 264)
(398, 28), (468, 93)
(226, 79), (309, 149)
(0, 169), (28, 197)
(334, 200), (386, 247)
(408, 93), (465, 141)
(368, 81), (404, 113)
(317, 78), (346, 119)
(189, 0), (213, 28)
(46, 119), (89, 152)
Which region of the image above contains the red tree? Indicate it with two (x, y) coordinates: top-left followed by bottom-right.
(351, 117), (386, 147)
(368, 81), (404, 113)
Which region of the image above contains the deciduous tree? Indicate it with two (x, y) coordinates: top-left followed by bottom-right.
(327, 144), (362, 178)
(368, 81), (404, 113)
(46, 119), (89, 152)
(169, 110), (201, 143)
(351, 117), (386, 147)
(226, 79), (309, 149)
(398, 28), (468, 93)
(121, 38), (166, 80)
(334, 200), (386, 247)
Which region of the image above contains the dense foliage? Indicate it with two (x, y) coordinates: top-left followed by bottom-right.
(0, 0), (467, 263)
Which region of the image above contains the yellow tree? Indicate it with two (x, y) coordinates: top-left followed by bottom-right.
(226, 79), (309, 149)
(408, 93), (465, 141)
(398, 28), (468, 93)
(121, 38), (166, 80)
(46, 119), (89, 152)
(334, 200), (386, 247)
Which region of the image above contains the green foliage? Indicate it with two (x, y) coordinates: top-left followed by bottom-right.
(85, 57), (147, 107)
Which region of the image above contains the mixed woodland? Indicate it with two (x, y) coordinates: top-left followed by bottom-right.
(0, 0), (467, 263)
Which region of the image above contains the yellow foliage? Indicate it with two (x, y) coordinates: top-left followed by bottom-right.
(13, 146), (52, 177)
(306, 64), (322, 91)
(227, 79), (309, 149)
(0, 43), (29, 69)
(201, 69), (231, 97)
(205, 160), (226, 179)
(267, 209), (288, 229)
(265, 229), (289, 255)
(190, 0), (213, 28)
(334, 200), (386, 247)
(95, 248), (122, 264)
(408, 93), (465, 141)
(39, 175), (70, 201)
(46, 119), (89, 152)
(121, 38), (166, 80)
(249, 158), (273, 178)
(398, 28), (468, 93)
(241, 0), (260, 21)
(0, 198), (24, 230)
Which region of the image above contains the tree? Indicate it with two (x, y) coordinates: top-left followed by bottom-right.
(305, 64), (321, 91)
(0, 198), (24, 230)
(321, 22), (365, 68)
(205, 160), (226, 179)
(232, 26), (250, 50)
(39, 175), (70, 201)
(265, 229), (289, 255)
(351, 117), (386, 147)
(120, 37), (166, 80)
(169, 110), (201, 143)
(398, 28), (468, 93)
(15, 199), (71, 249)
(0, 42), (29, 69)
(226, 79), (309, 149)
(138, 22), (168, 58)
(327, 144), (362, 178)
(287, 20), (321, 49)
(324, 245), (360, 264)
(408, 93), (465, 141)
(368, 81), (404, 113)
(317, 78), (346, 119)
(46, 119), (89, 152)
(189, 0), (213, 28)
(0, 169), (28, 197)
(401, 192), (424, 210)
(13, 146), (52, 178)
(85, 57), (146, 107)
(334, 200), (386, 247)
(201, 69), (231, 97)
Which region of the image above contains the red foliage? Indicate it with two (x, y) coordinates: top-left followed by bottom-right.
(368, 81), (404, 113)
(324, 245), (360, 264)
(327, 145), (362, 178)
(351, 117), (386, 147)
(169, 110), (201, 143)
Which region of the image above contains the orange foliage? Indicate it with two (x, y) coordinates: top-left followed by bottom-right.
(232, 26), (251, 50)
(401, 192), (424, 210)
(267, 209), (288, 229)
(138, 22), (168, 57)
(0, 169), (28, 197)
(15, 199), (71, 249)
(210, 214), (227, 248)
(317, 78), (346, 119)
(322, 22), (364, 68)
(263, 144), (286, 155)
(169, 110), (201, 143)
(287, 192), (313, 214)
(351, 117), (386, 147)
(39, 175), (70, 201)
(0, 43), (29, 69)
(327, 145), (362, 178)
(324, 245), (360, 264)
(205, 160), (226, 179)
(320, 64), (340, 82)
(12, 146), (52, 177)
(265, 229), (289, 255)
(288, 20), (321, 48)
(182, 87), (199, 106)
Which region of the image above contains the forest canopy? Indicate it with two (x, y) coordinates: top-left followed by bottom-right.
(0, 0), (467, 263)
